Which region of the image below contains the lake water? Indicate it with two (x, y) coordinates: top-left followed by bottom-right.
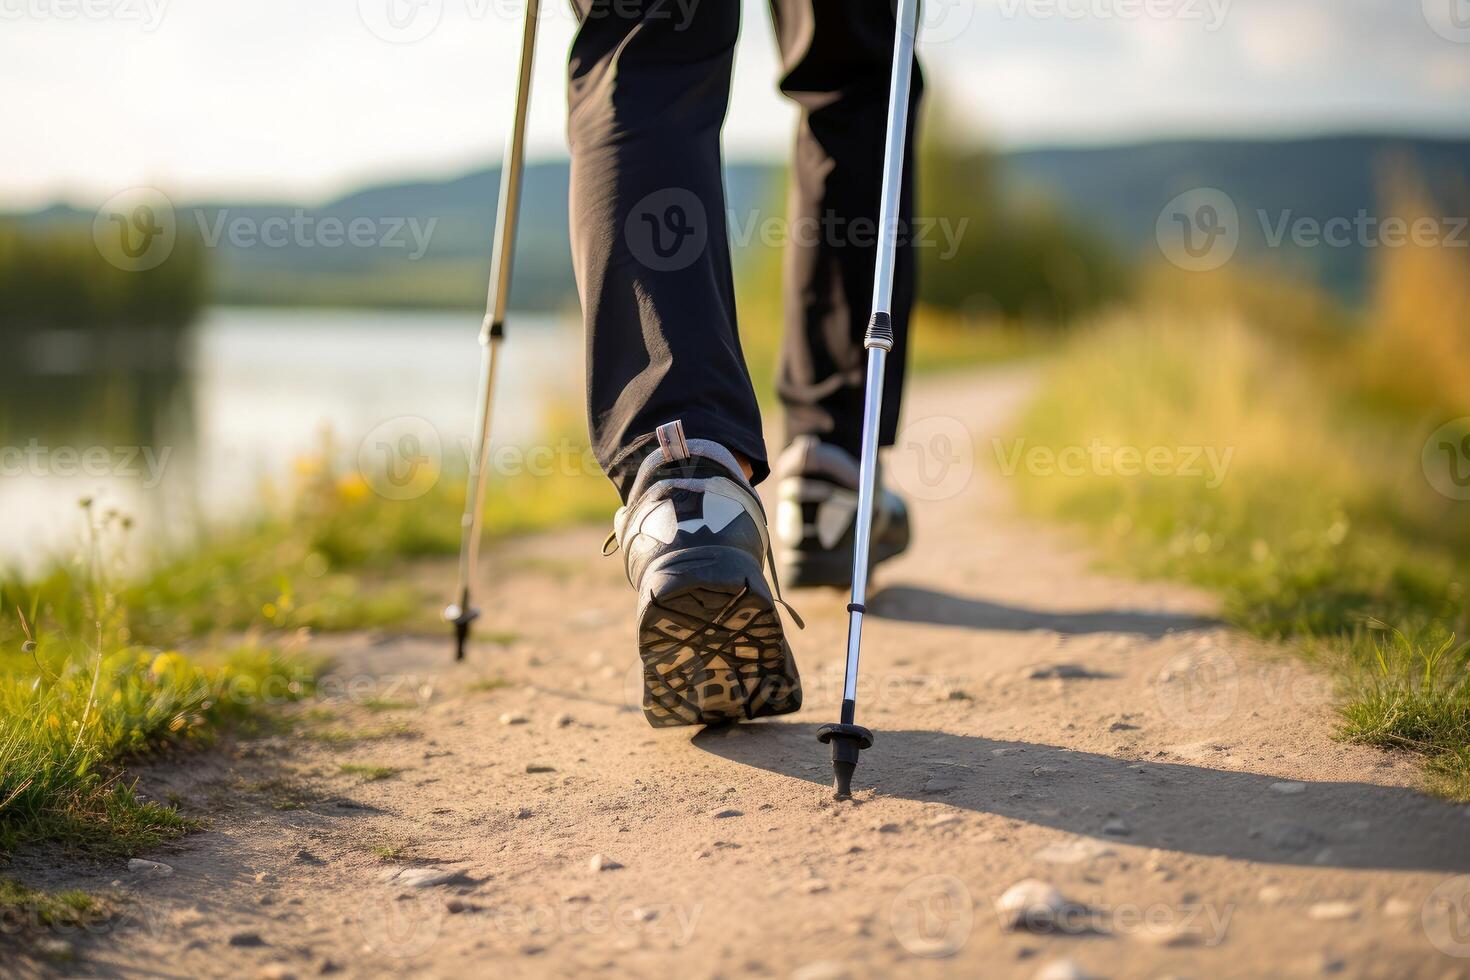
(1, 306), (583, 571)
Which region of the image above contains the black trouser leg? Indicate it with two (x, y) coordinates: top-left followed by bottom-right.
(770, 0), (921, 459)
(568, 0), (766, 500)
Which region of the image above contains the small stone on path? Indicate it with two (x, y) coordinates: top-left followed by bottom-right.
(127, 859), (172, 875)
(1307, 901), (1359, 921)
(589, 853), (623, 872)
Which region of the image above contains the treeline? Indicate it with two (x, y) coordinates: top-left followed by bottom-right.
(916, 128), (1128, 324)
(0, 222), (208, 443)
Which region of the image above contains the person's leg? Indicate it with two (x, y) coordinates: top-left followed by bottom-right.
(767, 0), (922, 457)
(568, 0), (766, 500)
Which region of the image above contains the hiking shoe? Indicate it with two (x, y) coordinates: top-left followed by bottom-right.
(775, 436), (911, 589)
(609, 421), (803, 728)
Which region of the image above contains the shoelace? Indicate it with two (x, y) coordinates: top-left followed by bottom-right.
(600, 529), (805, 631)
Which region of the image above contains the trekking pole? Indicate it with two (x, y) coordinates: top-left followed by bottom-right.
(816, 0), (920, 798)
(444, 0), (541, 661)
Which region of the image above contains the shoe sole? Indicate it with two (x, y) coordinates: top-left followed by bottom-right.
(636, 547), (802, 728)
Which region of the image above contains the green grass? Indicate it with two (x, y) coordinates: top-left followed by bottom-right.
(338, 763), (403, 781)
(0, 877), (104, 932)
(0, 500), (327, 858)
(1010, 286), (1470, 798)
(360, 698), (418, 713)
(0, 636), (318, 855)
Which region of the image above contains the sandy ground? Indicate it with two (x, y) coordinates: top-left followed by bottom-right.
(8, 367), (1470, 979)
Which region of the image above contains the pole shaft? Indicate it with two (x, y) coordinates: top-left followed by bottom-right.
(868, 0), (918, 321)
(451, 0), (540, 612)
(480, 0), (540, 343)
(839, 0), (919, 716)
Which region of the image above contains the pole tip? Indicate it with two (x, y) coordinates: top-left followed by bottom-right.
(832, 760), (856, 800)
(817, 723), (874, 800)
(445, 603), (479, 662)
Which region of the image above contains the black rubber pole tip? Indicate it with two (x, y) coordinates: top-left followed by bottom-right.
(833, 760), (857, 800)
(817, 723), (874, 801)
(444, 600), (480, 663)
(453, 619), (470, 662)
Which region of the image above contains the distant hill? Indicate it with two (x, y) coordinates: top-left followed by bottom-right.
(10, 134), (1468, 311)
(1002, 134), (1470, 300)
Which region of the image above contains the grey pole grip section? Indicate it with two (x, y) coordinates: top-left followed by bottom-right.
(865, 0), (918, 347)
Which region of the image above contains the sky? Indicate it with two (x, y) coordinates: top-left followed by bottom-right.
(2, 0), (1468, 208)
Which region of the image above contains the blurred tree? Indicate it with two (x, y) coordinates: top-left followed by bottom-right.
(917, 102), (1128, 323)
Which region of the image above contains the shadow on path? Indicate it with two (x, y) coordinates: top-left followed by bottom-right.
(869, 585), (1217, 639)
(693, 723), (1470, 873)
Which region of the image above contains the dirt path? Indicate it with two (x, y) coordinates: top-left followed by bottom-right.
(15, 367), (1470, 979)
